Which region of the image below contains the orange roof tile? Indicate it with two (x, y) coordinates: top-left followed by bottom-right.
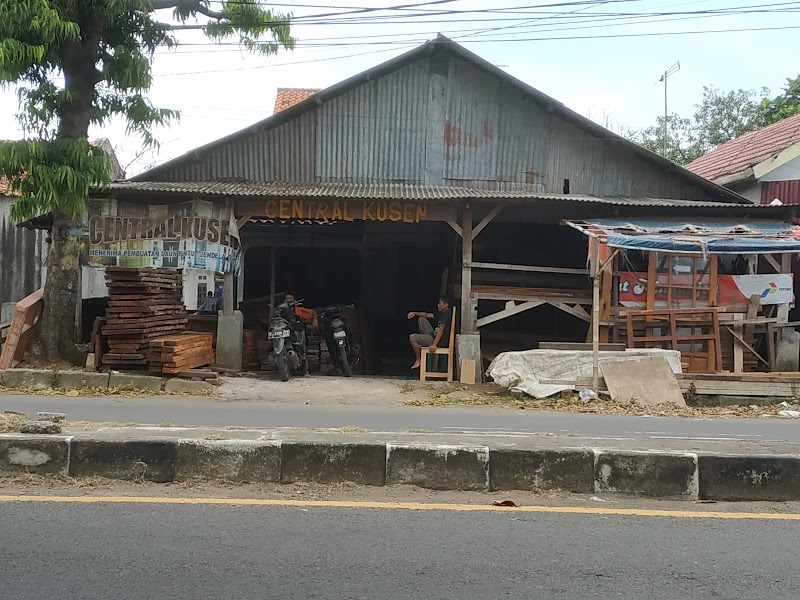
(0, 176), (14, 196)
(686, 113), (800, 182)
(273, 88), (320, 114)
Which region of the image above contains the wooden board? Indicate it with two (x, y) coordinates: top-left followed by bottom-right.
(601, 356), (686, 407)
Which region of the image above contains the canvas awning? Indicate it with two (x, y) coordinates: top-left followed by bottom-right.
(566, 218), (800, 254)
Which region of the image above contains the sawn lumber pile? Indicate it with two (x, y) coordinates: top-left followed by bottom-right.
(101, 268), (187, 368)
(149, 333), (214, 374)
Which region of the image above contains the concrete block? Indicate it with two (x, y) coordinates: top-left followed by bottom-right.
(108, 373), (163, 392)
(57, 371), (109, 390)
(0, 368), (52, 389)
(386, 444), (489, 491)
(176, 440), (280, 482)
(69, 439), (176, 483)
(216, 311), (243, 371)
(37, 412), (66, 423)
(456, 333), (481, 383)
(595, 451), (698, 499)
(698, 454), (800, 501)
(490, 449), (594, 493)
(776, 329), (800, 372)
(281, 442), (386, 486)
(19, 421), (61, 435)
(164, 379), (214, 394)
(0, 436), (70, 476)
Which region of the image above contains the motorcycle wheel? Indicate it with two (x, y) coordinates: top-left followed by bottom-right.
(339, 346), (352, 377)
(276, 351), (290, 382)
(299, 358), (309, 376)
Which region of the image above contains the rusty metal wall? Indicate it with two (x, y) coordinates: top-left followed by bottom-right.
(150, 51), (716, 201)
(0, 196), (47, 308)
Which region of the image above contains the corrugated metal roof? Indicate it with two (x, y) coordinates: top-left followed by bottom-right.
(130, 35), (747, 205)
(686, 114), (800, 182)
(98, 180), (784, 211)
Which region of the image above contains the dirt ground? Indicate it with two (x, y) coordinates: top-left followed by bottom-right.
(216, 374), (502, 406)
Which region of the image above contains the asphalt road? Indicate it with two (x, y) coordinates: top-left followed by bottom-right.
(1, 498), (798, 599)
(3, 391), (800, 442)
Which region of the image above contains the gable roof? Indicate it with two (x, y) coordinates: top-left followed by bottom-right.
(132, 35), (746, 204)
(686, 113), (800, 183)
(273, 88), (321, 114)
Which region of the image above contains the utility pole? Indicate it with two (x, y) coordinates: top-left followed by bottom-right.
(658, 62), (680, 156)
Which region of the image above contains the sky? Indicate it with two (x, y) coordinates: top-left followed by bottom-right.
(1, 0), (799, 177)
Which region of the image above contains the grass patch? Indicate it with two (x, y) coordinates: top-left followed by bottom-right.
(338, 425), (368, 433)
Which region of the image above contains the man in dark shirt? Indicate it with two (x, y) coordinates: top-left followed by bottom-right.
(407, 295), (452, 370)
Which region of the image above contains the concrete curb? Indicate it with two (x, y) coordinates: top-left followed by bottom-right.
(0, 368), (213, 394)
(2, 434), (800, 501)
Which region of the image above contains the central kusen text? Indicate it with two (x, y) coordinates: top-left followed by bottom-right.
(263, 200), (428, 223)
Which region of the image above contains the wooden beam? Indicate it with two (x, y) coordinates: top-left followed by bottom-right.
(723, 324), (770, 368)
(471, 204), (504, 240)
(466, 261), (588, 276)
(460, 204), (476, 333)
(447, 221), (463, 238)
(476, 301), (543, 328)
(764, 254), (781, 273)
(591, 241), (601, 390)
(236, 215), (252, 229)
(732, 314), (744, 373)
(549, 302), (591, 322)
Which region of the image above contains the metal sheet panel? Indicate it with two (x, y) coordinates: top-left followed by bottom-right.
(762, 180), (800, 205)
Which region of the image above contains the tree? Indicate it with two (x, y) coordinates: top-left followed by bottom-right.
(626, 113), (704, 165)
(692, 86), (767, 150)
(627, 85), (768, 165)
(0, 1), (294, 363)
(761, 75), (800, 125)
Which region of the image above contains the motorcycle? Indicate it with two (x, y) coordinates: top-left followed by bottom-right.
(266, 300), (309, 382)
(319, 304), (360, 377)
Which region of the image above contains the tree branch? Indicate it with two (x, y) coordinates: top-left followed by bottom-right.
(149, 0), (224, 19)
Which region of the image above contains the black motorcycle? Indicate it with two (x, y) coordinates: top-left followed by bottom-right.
(319, 304), (360, 377)
(266, 300), (309, 382)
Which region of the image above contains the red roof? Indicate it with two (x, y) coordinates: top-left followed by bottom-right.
(273, 88), (320, 114)
(686, 113), (800, 182)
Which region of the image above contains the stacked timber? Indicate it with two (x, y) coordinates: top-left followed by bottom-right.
(149, 333), (214, 374)
(102, 268), (187, 368)
(242, 329), (260, 371)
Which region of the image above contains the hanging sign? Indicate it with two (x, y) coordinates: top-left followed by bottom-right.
(84, 200), (241, 274)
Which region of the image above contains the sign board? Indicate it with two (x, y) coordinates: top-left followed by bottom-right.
(84, 199), (241, 274)
(619, 272), (794, 307)
(235, 198), (457, 223)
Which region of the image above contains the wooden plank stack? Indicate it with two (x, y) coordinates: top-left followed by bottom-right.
(149, 333), (214, 374)
(102, 267), (188, 368)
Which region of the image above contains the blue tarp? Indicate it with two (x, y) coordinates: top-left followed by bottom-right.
(575, 219), (800, 254)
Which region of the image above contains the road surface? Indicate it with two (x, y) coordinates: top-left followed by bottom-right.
(1, 495), (798, 599)
(3, 391), (799, 442)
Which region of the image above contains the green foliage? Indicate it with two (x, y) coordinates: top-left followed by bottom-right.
(627, 85), (775, 165)
(0, 0), (295, 220)
(761, 75), (800, 125)
(0, 139), (111, 220)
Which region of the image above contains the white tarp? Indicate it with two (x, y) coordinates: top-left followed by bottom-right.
(486, 349), (683, 399)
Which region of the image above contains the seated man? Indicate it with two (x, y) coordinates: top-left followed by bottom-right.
(284, 292), (319, 330)
(407, 295), (452, 370)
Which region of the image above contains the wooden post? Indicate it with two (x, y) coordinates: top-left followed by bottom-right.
(591, 240), (601, 391)
(460, 203), (475, 334)
(269, 246), (278, 310)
